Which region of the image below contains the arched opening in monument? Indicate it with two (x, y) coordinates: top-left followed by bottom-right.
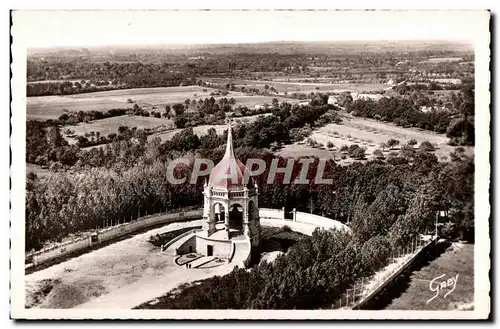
(229, 203), (243, 232)
(213, 202), (226, 223)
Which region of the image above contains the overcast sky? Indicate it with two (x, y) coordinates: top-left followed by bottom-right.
(12, 10), (488, 48)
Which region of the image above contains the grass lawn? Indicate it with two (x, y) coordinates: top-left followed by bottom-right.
(377, 241), (474, 310)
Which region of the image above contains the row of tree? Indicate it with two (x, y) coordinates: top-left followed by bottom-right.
(346, 84), (474, 145)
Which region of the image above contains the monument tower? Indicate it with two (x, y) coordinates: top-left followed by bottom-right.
(201, 125), (261, 249)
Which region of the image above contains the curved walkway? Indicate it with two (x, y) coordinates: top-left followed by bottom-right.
(76, 264), (234, 309)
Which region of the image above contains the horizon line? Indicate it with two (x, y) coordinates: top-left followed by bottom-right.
(28, 39), (475, 51)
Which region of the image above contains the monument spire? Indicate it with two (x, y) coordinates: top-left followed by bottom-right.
(224, 123), (235, 159)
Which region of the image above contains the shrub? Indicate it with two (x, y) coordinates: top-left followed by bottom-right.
(373, 149), (385, 159)
(407, 138), (418, 147)
(387, 139), (400, 149)
(349, 146), (366, 159)
(420, 140), (435, 152)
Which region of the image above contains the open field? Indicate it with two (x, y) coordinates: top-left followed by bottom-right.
(229, 95), (298, 106)
(63, 115), (173, 144)
(26, 86), (244, 120)
(202, 77), (388, 94)
(148, 124), (227, 143)
(27, 86), (297, 120)
(385, 242), (474, 310)
(26, 163), (51, 177)
(147, 113), (272, 143)
(419, 57), (463, 64)
(278, 114), (473, 163)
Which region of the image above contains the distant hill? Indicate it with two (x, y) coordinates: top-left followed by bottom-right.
(28, 40), (474, 57)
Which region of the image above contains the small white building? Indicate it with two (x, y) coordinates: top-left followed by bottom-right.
(327, 96), (339, 105)
(254, 104), (268, 110)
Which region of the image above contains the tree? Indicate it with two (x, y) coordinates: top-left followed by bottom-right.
(407, 139), (418, 147)
(349, 146), (366, 159)
(387, 139), (400, 150)
(327, 141), (334, 149)
(172, 103), (185, 116)
(361, 235), (392, 271)
(118, 126), (129, 134)
(373, 149), (384, 159)
(272, 98), (279, 109)
(174, 115), (187, 128)
(165, 105), (171, 115)
(420, 141), (435, 152)
(400, 144), (416, 158)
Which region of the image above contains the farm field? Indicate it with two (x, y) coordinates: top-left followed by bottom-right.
(229, 95), (298, 107)
(147, 113), (272, 143)
(26, 86), (244, 120)
(385, 242), (474, 310)
(148, 125), (227, 143)
(419, 57), (463, 63)
(63, 115), (173, 144)
(27, 86), (297, 120)
(201, 77), (388, 94)
(278, 115), (473, 163)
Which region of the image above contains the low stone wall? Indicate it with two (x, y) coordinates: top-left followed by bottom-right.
(260, 209), (350, 235)
(259, 208), (286, 221)
(162, 227), (201, 251)
(28, 209), (203, 267)
(27, 207), (349, 268)
(295, 211), (350, 233)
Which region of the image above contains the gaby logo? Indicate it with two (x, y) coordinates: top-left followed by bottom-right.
(426, 274), (459, 304)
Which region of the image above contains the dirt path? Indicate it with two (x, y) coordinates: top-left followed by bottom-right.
(25, 220), (202, 309)
(75, 264), (233, 309)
